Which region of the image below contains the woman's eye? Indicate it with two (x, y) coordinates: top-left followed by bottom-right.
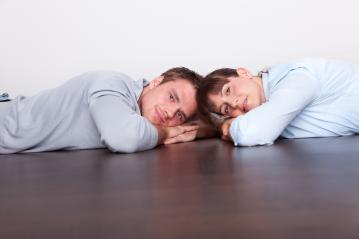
(170, 94), (174, 101)
(224, 106), (229, 115)
(225, 87), (230, 95)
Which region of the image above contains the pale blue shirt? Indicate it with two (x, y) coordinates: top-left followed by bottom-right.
(0, 71), (158, 154)
(230, 58), (359, 146)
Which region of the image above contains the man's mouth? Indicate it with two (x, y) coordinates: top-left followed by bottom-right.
(155, 107), (166, 124)
(243, 97), (248, 113)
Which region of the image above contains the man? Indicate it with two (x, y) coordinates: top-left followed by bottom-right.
(197, 58), (359, 146)
(0, 67), (215, 154)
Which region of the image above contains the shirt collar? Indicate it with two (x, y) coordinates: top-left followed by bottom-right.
(259, 70), (270, 101)
(134, 78), (149, 100)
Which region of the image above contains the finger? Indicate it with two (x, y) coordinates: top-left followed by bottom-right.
(166, 125), (199, 139)
(181, 122), (198, 126)
(164, 131), (196, 144)
(179, 131), (196, 142)
(166, 128), (185, 138)
(180, 124), (199, 132)
(164, 134), (186, 144)
(164, 137), (177, 144)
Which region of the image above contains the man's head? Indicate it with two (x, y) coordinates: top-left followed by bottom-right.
(139, 67), (203, 127)
(197, 67), (265, 121)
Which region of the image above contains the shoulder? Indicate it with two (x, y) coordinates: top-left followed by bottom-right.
(266, 59), (323, 87)
(268, 58), (336, 81)
(83, 70), (135, 85)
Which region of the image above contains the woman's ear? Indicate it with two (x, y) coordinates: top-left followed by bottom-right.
(148, 76), (164, 89)
(236, 68), (253, 79)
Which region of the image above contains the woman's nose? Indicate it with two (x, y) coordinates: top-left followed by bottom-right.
(229, 97), (239, 108)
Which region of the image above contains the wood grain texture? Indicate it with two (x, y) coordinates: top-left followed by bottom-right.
(1, 136), (359, 239)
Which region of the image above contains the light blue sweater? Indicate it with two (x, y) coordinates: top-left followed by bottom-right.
(230, 58), (359, 146)
(0, 71), (158, 154)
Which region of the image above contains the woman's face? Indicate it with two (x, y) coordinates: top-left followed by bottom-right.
(207, 69), (265, 118)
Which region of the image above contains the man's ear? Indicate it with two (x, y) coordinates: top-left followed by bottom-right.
(236, 68), (253, 79)
(148, 76), (164, 89)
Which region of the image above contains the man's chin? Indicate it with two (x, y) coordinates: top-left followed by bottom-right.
(144, 113), (173, 127)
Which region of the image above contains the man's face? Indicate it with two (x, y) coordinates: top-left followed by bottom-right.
(139, 78), (198, 127)
(207, 70), (265, 118)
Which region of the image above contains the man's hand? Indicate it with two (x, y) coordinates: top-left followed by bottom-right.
(163, 128), (198, 144)
(220, 118), (236, 141)
(160, 120), (219, 145)
(156, 124), (199, 145)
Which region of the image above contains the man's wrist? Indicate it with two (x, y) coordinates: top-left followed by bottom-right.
(155, 126), (167, 145)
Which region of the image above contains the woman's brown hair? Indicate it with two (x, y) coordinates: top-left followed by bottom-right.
(197, 68), (238, 124)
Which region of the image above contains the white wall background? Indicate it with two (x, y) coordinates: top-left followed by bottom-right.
(1, 0), (359, 95)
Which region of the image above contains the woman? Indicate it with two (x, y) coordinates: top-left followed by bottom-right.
(197, 58), (359, 146)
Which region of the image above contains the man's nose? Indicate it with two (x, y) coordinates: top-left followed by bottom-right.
(165, 107), (178, 119)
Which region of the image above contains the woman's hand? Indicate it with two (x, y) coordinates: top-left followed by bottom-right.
(219, 118), (236, 141)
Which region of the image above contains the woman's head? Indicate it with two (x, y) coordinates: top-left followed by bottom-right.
(197, 67), (266, 122)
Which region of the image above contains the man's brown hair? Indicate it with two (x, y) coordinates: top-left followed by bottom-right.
(160, 67), (203, 90)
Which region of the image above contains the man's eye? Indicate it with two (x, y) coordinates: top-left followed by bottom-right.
(170, 94), (174, 101)
(176, 111), (183, 119)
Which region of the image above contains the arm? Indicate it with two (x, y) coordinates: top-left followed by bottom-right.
(89, 94), (159, 153)
(90, 94), (199, 152)
(228, 69), (320, 146)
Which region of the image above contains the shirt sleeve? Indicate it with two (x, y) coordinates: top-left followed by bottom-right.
(230, 68), (320, 146)
(89, 94), (158, 153)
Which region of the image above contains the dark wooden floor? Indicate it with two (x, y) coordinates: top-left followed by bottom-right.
(1, 136), (359, 239)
